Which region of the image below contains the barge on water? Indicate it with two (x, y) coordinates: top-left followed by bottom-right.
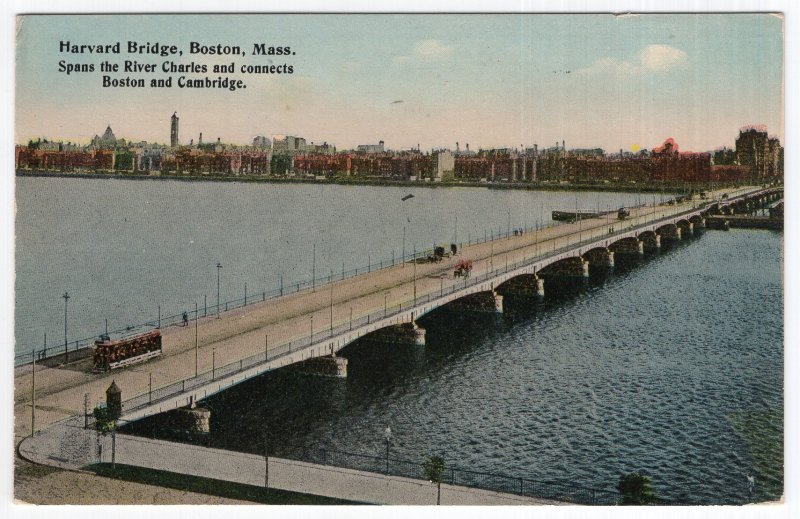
(552, 210), (602, 222)
(92, 325), (162, 372)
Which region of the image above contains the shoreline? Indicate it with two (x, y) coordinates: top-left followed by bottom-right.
(14, 169), (719, 193)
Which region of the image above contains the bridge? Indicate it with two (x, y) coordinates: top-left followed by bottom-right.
(13, 185), (781, 436)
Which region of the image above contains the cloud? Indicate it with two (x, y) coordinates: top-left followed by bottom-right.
(639, 44), (688, 72)
(574, 57), (638, 76)
(575, 44), (687, 76)
(394, 39), (454, 64)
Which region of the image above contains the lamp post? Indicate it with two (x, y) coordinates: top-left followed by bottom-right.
(402, 226), (406, 267)
(212, 348), (216, 380)
(30, 348), (36, 437)
(194, 301), (199, 377)
(216, 262), (222, 318)
(384, 292), (388, 317)
(384, 426), (392, 474)
(310, 315), (314, 344)
(62, 291), (70, 362)
(413, 246), (417, 303)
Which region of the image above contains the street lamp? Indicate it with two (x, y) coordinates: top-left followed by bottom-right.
(194, 301), (199, 377)
(212, 348), (216, 380)
(62, 291), (70, 362)
(216, 262), (223, 318)
(310, 314), (314, 344)
(413, 246), (417, 303)
(384, 426), (392, 474)
(384, 292), (388, 317)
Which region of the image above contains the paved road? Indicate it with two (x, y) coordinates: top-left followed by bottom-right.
(18, 416), (561, 505)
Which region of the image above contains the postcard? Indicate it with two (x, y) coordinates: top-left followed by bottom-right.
(9, 9), (787, 512)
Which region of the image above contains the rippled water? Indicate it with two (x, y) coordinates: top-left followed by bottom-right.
(16, 177), (782, 504)
(129, 229), (783, 505)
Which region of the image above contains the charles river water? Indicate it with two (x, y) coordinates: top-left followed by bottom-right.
(16, 177), (783, 504)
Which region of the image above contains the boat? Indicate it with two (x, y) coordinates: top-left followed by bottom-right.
(552, 210), (601, 221)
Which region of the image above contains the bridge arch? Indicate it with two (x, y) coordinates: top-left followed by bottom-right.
(582, 246), (614, 268)
(609, 236), (643, 256)
(539, 256), (589, 278)
(637, 230), (660, 252)
(496, 273), (545, 298)
(689, 214), (705, 229)
(656, 223), (681, 241)
(676, 219), (693, 236)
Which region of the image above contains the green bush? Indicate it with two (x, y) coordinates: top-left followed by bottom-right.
(617, 472), (657, 505)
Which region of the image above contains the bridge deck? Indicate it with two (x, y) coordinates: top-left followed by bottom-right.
(14, 186), (773, 440)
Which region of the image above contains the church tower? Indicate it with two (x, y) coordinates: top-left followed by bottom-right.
(170, 112), (179, 147)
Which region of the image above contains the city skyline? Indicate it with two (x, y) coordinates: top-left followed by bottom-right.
(16, 14), (783, 153)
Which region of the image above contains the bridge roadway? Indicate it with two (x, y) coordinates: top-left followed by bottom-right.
(14, 186), (777, 439)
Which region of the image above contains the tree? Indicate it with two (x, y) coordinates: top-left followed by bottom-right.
(423, 455), (445, 505)
(617, 472), (657, 505)
(93, 405), (117, 435)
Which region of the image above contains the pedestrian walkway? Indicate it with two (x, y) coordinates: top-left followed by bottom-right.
(18, 417), (562, 506)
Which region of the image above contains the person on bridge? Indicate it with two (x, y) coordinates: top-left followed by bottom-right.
(182, 311), (189, 327)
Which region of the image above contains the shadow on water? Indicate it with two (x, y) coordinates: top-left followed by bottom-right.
(120, 228), (784, 504)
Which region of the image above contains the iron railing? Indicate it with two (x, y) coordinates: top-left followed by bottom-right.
(274, 445), (621, 505)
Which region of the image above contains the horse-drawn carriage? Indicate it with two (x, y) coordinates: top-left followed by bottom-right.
(453, 259), (473, 278)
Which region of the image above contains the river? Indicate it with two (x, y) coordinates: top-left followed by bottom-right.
(15, 176), (783, 504)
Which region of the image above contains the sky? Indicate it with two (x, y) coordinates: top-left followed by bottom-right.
(15, 13), (784, 153)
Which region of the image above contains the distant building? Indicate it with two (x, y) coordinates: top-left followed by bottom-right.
(308, 141), (336, 155)
(357, 140), (384, 154)
(272, 135), (307, 154)
(431, 150), (455, 181)
(252, 135), (272, 149)
(90, 125), (118, 149)
(571, 148), (605, 158)
(735, 126), (783, 180)
(170, 112), (179, 147)
(454, 142), (476, 157)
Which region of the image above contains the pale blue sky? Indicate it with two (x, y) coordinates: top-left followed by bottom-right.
(16, 14), (783, 152)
